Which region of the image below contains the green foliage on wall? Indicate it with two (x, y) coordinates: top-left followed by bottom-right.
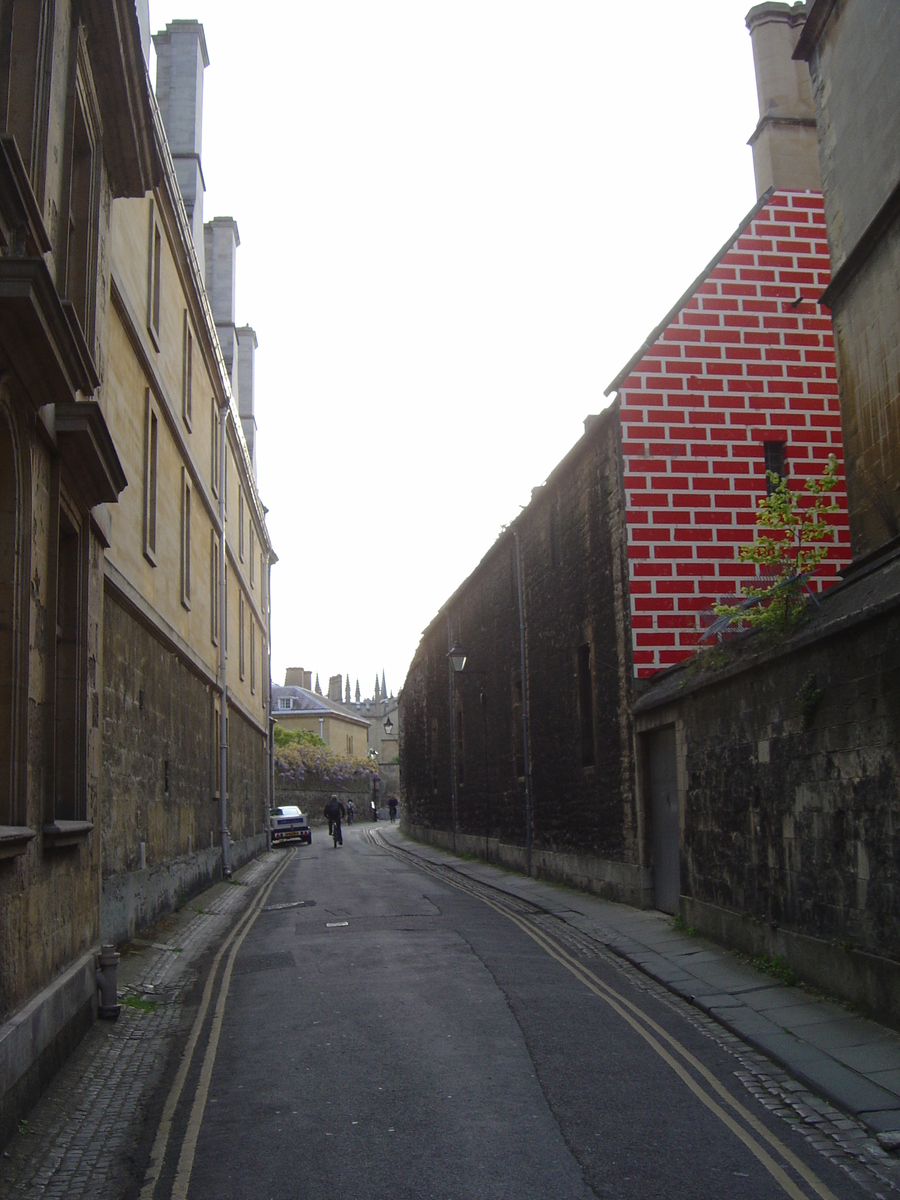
(274, 740), (378, 790)
(712, 454), (841, 635)
(273, 725), (326, 749)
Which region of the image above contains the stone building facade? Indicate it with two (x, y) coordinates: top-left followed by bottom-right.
(0, 6), (274, 1145)
(0, 0), (159, 1146)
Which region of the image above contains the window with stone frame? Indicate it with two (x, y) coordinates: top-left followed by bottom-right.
(0, 414), (20, 826)
(210, 530), (219, 645)
(239, 591), (245, 680)
(250, 618), (256, 694)
(143, 391), (159, 565)
(53, 502), (85, 821)
(181, 467), (191, 609)
(238, 485), (245, 561)
(147, 201), (162, 348)
(64, 49), (101, 348)
(182, 311), (193, 429)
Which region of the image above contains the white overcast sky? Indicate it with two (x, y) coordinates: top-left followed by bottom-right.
(148, 0), (763, 699)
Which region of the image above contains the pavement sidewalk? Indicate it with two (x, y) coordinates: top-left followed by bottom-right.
(0, 850), (284, 1199)
(379, 825), (900, 1154)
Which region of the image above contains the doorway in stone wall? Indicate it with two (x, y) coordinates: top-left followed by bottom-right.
(646, 725), (680, 914)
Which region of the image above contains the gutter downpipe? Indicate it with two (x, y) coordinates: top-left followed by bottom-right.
(218, 405), (230, 877)
(266, 554), (273, 851)
(512, 529), (532, 876)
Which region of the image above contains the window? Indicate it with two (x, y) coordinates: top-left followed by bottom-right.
(578, 643), (595, 768)
(276, 697), (292, 712)
(143, 392), (158, 565)
(238, 486), (245, 561)
(65, 87), (98, 344)
(239, 592), (245, 680)
(147, 202), (162, 347)
(54, 508), (84, 819)
(210, 398), (219, 495)
(212, 696), (220, 798)
(182, 312), (193, 428)
(764, 441), (786, 495)
(249, 525), (255, 588)
(0, 420), (18, 825)
(181, 468), (191, 609)
(250, 619), (256, 694)
(210, 532), (219, 645)
(346, 734), (354, 755)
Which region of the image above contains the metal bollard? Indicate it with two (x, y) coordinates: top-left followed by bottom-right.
(95, 945), (121, 1020)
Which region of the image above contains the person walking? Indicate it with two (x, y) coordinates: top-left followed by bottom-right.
(346, 798), (355, 825)
(388, 795), (398, 823)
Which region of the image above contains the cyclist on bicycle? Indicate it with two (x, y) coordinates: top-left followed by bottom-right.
(324, 795), (346, 846)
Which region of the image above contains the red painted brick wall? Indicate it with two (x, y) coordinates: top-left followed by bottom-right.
(617, 191), (850, 677)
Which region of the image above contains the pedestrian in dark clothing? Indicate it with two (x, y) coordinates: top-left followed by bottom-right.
(388, 795), (398, 823)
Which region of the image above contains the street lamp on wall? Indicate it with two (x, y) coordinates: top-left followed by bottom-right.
(383, 715), (394, 737)
(447, 633), (466, 853)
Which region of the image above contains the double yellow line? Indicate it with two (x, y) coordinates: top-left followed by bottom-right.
(140, 849), (295, 1200)
(376, 834), (839, 1200)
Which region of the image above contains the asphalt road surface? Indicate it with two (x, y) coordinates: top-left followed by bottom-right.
(137, 827), (880, 1200)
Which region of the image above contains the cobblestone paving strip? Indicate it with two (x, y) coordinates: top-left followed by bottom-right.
(0, 853), (282, 1199)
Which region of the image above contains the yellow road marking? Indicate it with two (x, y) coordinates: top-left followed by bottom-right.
(140, 849), (295, 1200)
(381, 836), (839, 1200)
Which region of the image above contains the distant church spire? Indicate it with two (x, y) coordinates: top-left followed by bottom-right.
(345, 677), (351, 704)
(355, 679), (361, 703)
(315, 674), (322, 695)
(374, 676), (380, 702)
(381, 670), (387, 701)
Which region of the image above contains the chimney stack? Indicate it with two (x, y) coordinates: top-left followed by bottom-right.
(236, 326), (258, 477)
(153, 21), (209, 260)
(204, 216), (241, 394)
(284, 667), (313, 690)
(745, 2), (820, 196)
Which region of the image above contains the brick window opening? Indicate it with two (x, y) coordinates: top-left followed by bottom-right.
(65, 93), (98, 345)
(764, 441), (787, 495)
(578, 642), (595, 768)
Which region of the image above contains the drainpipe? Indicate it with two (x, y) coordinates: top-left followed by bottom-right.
(265, 553), (273, 850)
(218, 403), (230, 877)
(512, 529), (532, 876)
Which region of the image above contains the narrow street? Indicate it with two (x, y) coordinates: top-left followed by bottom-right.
(135, 827), (884, 1200)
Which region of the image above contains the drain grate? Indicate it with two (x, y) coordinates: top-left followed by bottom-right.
(263, 900), (316, 913)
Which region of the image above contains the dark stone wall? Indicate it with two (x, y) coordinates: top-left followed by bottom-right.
(101, 593), (267, 939)
(400, 406), (639, 894)
(661, 604), (900, 963)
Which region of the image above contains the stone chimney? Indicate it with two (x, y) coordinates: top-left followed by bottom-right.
(204, 216), (241, 394)
(136, 1), (151, 66)
(328, 675), (343, 704)
(236, 326), (258, 477)
(284, 667), (313, 690)
(746, 3), (820, 197)
(153, 21), (209, 260)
